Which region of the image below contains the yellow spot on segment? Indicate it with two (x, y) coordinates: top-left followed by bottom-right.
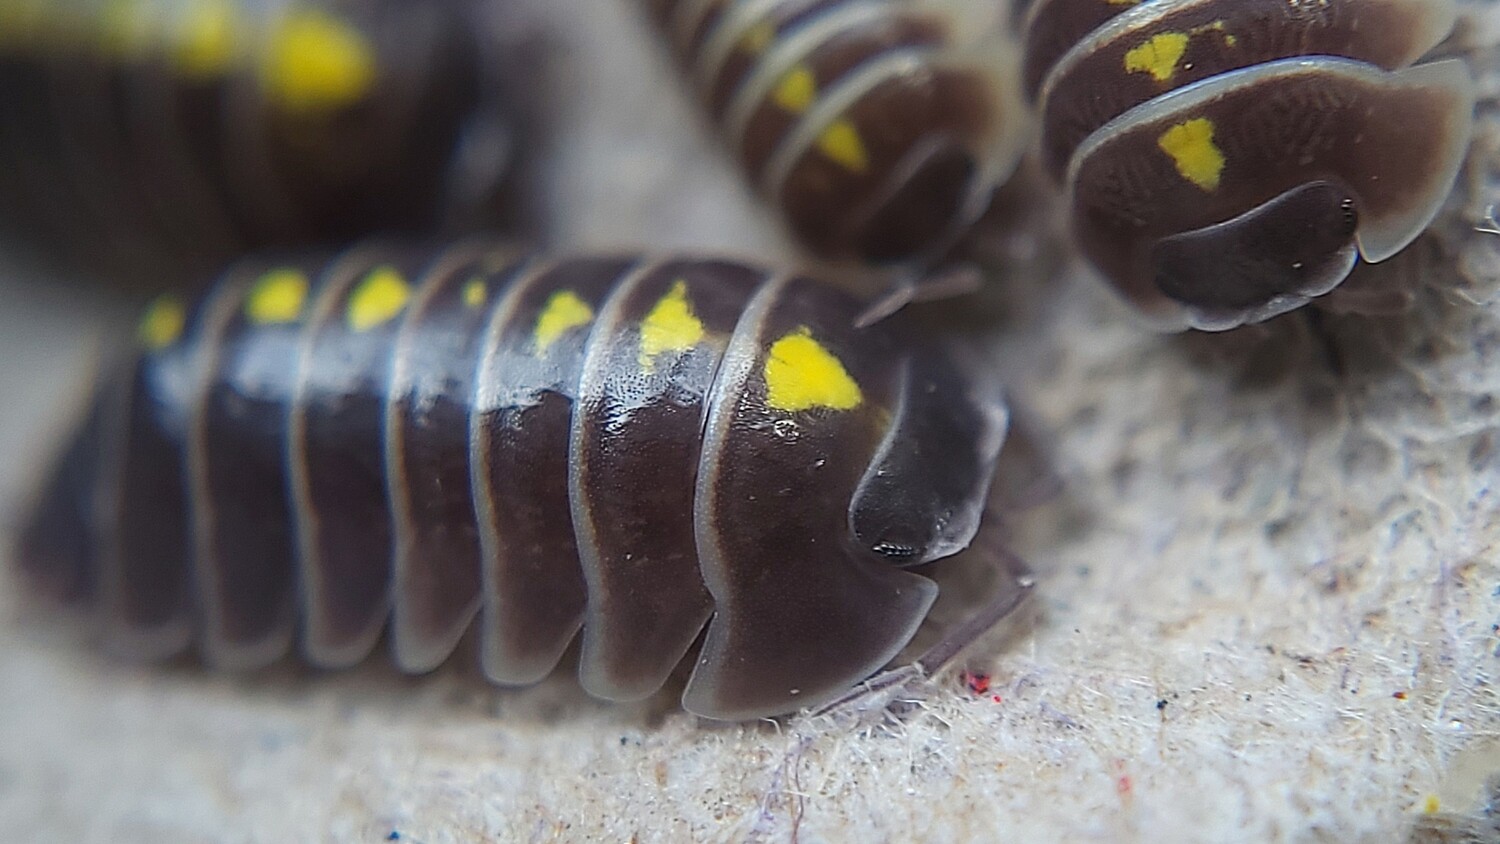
(245, 268), (309, 324)
(260, 8), (376, 113)
(171, 0), (240, 78)
(138, 295), (186, 351)
(532, 290), (594, 353)
(764, 327), (863, 412)
(1423, 795), (1441, 814)
(347, 266), (411, 331)
(773, 66), (816, 113)
(462, 277), (488, 310)
(1157, 117), (1224, 192)
(638, 280), (705, 370)
(1124, 32), (1189, 83)
(817, 119), (869, 173)
(741, 21), (775, 55)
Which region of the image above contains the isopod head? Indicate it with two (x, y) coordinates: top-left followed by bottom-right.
(681, 275), (1009, 719)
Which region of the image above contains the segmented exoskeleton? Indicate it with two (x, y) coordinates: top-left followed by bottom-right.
(643, 0), (1029, 266)
(1022, 0), (1476, 330)
(0, 0), (518, 286)
(18, 240), (1023, 720)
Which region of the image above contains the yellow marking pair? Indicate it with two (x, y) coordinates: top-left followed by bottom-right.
(773, 67), (870, 173)
(534, 280), (707, 366)
(0, 1), (110, 53)
(246, 264), (409, 330)
(248, 264), (410, 332)
(240, 262), (426, 331)
(440, 280), (859, 413)
(764, 327), (862, 412)
(85, 1), (375, 107)
(0, 0), (227, 65)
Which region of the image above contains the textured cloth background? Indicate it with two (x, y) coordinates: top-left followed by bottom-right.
(0, 1), (1498, 841)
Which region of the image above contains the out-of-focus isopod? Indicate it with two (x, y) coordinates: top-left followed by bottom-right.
(644, 0), (1030, 268)
(1022, 0), (1476, 329)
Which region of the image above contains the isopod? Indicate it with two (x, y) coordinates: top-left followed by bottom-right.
(1022, 0), (1477, 329)
(0, 0), (517, 286)
(17, 239), (1029, 720)
(643, 0), (1029, 266)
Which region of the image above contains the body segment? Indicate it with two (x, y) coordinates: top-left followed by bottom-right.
(0, 0), (516, 287)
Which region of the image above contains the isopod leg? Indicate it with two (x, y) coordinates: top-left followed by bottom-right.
(913, 546), (1035, 677)
(853, 262), (984, 328)
(808, 546), (1035, 720)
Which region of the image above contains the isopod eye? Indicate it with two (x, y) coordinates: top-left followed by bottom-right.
(871, 541), (921, 561)
(1151, 181), (1362, 315)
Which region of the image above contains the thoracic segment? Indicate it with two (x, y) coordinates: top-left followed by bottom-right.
(17, 241), (1008, 720)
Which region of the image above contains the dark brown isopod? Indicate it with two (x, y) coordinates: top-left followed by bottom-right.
(1022, 0), (1476, 329)
(644, 0), (1030, 267)
(16, 240), (1032, 720)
